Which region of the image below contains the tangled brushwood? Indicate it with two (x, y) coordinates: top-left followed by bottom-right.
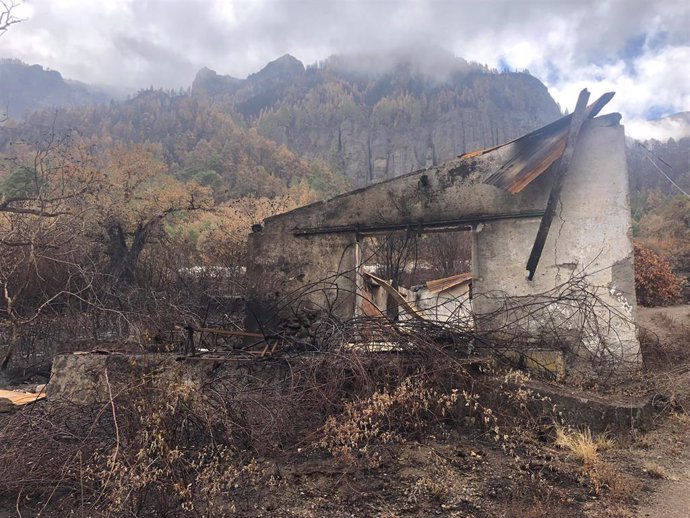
(0, 342), (516, 515)
(0, 270), (659, 516)
(0, 367), (280, 516)
(0, 259), (680, 518)
(0, 340), (644, 517)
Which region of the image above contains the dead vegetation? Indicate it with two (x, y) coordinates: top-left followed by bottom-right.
(1, 305), (682, 517)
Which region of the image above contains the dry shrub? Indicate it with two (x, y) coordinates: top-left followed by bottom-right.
(0, 368), (278, 517)
(311, 338), (510, 468)
(634, 244), (684, 307)
(317, 376), (461, 465)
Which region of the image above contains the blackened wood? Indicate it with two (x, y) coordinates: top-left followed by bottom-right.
(526, 89), (591, 280)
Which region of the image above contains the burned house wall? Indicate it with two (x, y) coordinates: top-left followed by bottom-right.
(245, 114), (640, 368)
(246, 152), (552, 332)
(472, 117), (639, 366)
(245, 231), (357, 331)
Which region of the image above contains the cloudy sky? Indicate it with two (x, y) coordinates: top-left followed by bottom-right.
(1, 0), (689, 139)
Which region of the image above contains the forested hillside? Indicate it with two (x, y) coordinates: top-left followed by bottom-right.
(1, 50), (564, 199)
(0, 89), (346, 201)
(627, 125), (690, 278)
(0, 49), (560, 189)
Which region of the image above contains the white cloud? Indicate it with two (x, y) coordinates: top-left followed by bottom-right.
(626, 117), (690, 141)
(0, 0), (687, 132)
(543, 44), (690, 139)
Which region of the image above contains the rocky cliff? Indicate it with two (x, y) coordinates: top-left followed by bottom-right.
(193, 52), (562, 187)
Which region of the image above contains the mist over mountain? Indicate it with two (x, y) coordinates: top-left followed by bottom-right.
(626, 112), (690, 198)
(4, 49), (686, 198)
(627, 112), (690, 143)
(0, 60), (121, 119)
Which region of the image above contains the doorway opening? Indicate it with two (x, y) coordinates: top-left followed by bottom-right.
(355, 227), (475, 328)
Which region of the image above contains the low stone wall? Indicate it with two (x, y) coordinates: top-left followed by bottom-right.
(48, 351), (653, 437)
(48, 352), (289, 405)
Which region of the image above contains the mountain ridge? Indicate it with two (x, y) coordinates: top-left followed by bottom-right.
(0, 59), (122, 119)
(2, 52), (574, 188)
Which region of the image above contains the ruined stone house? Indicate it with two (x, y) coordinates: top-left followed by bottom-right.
(245, 90), (640, 371)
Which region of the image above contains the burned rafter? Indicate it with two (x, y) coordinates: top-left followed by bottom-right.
(467, 91), (615, 193)
(292, 210), (545, 236)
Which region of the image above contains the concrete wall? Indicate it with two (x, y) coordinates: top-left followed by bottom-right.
(245, 232), (357, 331)
(473, 117), (639, 366)
(246, 115), (639, 368)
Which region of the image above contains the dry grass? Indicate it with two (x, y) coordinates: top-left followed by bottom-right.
(554, 427), (612, 467)
(592, 464), (641, 501)
(553, 427), (639, 502)
(505, 488), (572, 518)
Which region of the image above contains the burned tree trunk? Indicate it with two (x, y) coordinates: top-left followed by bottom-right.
(106, 221), (150, 284)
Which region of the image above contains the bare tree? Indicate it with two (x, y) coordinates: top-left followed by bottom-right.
(0, 133), (96, 369)
(422, 232), (472, 277)
(0, 1), (22, 37)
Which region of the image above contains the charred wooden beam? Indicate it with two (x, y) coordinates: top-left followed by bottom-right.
(293, 210), (546, 237)
(525, 88), (591, 280)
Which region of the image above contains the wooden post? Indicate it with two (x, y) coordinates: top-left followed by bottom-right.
(354, 233), (363, 319)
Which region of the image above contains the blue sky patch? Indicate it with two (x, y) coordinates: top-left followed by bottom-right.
(619, 34), (647, 61)
(497, 56), (511, 73)
(645, 105), (675, 120)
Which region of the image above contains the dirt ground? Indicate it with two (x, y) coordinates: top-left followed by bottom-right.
(635, 305), (690, 517)
(637, 305), (690, 346)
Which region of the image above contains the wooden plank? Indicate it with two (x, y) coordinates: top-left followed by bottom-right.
(425, 273), (473, 294)
(0, 389), (46, 410)
(526, 88), (591, 280)
(362, 271), (426, 321)
(193, 327), (264, 338)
